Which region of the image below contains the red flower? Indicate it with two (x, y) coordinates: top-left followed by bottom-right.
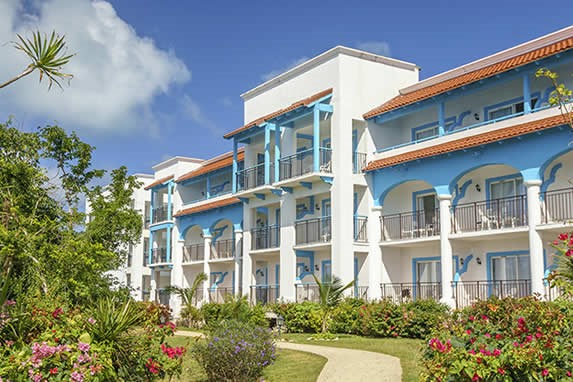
(51, 307), (64, 319)
(567, 371), (571, 377)
(472, 373), (480, 381)
(558, 233), (569, 241)
(498, 368), (505, 375)
(49, 368), (58, 375)
(145, 358), (161, 374)
(495, 334), (502, 340)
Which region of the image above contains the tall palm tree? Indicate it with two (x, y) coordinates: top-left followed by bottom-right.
(0, 30), (74, 90)
(312, 273), (354, 333)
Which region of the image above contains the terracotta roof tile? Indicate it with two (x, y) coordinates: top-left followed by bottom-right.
(224, 88), (333, 139)
(176, 149), (245, 183)
(363, 37), (573, 120)
(364, 114), (570, 172)
(173, 197), (242, 218)
(144, 175), (174, 190)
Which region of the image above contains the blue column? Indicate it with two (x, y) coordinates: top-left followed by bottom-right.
(438, 102), (446, 135)
(148, 233), (153, 265)
(273, 123), (280, 183)
(167, 182), (173, 220)
(149, 189), (155, 223)
(313, 104), (320, 172)
(264, 124), (271, 185)
(206, 175), (211, 199)
(166, 226), (171, 263)
(232, 139), (238, 193)
(523, 74), (532, 114)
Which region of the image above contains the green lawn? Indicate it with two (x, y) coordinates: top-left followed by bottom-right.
(281, 333), (423, 382)
(167, 336), (327, 382)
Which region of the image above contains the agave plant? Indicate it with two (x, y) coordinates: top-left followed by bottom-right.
(312, 273), (354, 333)
(0, 30), (74, 90)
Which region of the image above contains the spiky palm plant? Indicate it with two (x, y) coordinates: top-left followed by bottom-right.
(166, 272), (208, 307)
(312, 273), (354, 333)
(0, 30), (74, 90)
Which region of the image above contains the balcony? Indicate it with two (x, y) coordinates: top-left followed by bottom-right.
(354, 216), (368, 242)
(182, 244), (204, 263)
(211, 239), (234, 260)
(209, 287), (234, 303)
(295, 216), (331, 246)
(277, 147), (332, 185)
(452, 195), (527, 233)
(250, 285), (279, 305)
(353, 152), (367, 174)
(150, 247), (170, 264)
(381, 209), (440, 241)
(251, 225), (280, 250)
(296, 283), (368, 302)
(236, 163), (274, 192)
(541, 187), (573, 224)
(452, 280), (531, 309)
(151, 205), (169, 224)
(380, 282), (442, 303)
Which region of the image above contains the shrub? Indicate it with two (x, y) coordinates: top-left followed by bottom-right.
(201, 295), (269, 328)
(193, 320), (276, 382)
(420, 297), (573, 381)
(355, 299), (402, 337)
(329, 298), (365, 334)
(400, 299), (449, 339)
(271, 302), (322, 333)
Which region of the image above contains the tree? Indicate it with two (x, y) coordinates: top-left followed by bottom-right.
(0, 30), (74, 90)
(312, 274), (354, 333)
(535, 68), (573, 129)
(166, 272), (208, 307)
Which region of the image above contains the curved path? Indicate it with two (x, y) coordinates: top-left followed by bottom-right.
(175, 331), (402, 382)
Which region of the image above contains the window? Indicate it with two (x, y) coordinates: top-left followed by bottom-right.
(143, 239), (149, 266)
(416, 193), (437, 226)
(322, 262), (332, 283)
(144, 201), (151, 228)
(488, 98), (538, 120)
(417, 260), (441, 283)
(126, 273), (131, 287)
(127, 244), (133, 267)
(489, 177), (523, 200)
(491, 254), (530, 281)
(414, 126), (439, 141)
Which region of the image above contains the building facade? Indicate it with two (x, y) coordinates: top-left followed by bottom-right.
(114, 27), (573, 315)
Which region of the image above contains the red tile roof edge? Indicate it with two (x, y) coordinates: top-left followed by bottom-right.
(144, 175), (174, 190)
(176, 149), (245, 183)
(173, 197), (241, 218)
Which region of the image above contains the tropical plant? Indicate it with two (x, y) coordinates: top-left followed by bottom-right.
(536, 68), (573, 129)
(549, 232), (573, 295)
(167, 272), (207, 307)
(0, 30), (74, 90)
(312, 274), (354, 333)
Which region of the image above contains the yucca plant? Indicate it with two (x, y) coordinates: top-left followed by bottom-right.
(0, 30), (74, 90)
(166, 271), (207, 307)
(312, 273), (354, 333)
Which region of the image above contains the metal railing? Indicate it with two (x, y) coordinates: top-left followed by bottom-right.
(250, 285), (279, 305)
(151, 248), (170, 264)
(236, 163), (274, 191)
(209, 287), (234, 303)
(452, 195), (527, 233)
(354, 216), (368, 242)
(545, 281), (566, 302)
(541, 187), (573, 224)
(353, 152), (367, 174)
(279, 147), (332, 181)
(452, 279), (531, 308)
(381, 209), (440, 241)
(152, 205), (169, 224)
(354, 286), (369, 300)
(212, 239), (234, 260)
(296, 283), (320, 302)
(295, 216), (331, 245)
(182, 244), (204, 262)
(251, 225), (280, 250)
(380, 282), (442, 303)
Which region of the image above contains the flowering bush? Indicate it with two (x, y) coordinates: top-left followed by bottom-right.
(271, 301), (322, 333)
(549, 232), (573, 296)
(192, 320), (276, 382)
(420, 297), (573, 381)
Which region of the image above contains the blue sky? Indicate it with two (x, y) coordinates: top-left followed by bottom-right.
(1, 0), (572, 175)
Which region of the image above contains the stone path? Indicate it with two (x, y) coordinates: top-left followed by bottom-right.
(175, 331), (402, 382)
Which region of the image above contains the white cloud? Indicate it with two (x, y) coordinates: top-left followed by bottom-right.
(356, 41), (391, 57)
(261, 57), (309, 82)
(179, 94), (223, 136)
(0, 0), (190, 132)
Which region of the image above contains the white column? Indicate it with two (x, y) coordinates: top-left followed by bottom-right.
(203, 234), (212, 303)
(241, 207), (254, 300)
(234, 230), (243, 296)
(367, 206), (383, 300)
(150, 269), (158, 303)
(280, 192), (297, 301)
(169, 231), (184, 317)
(438, 194), (455, 307)
(525, 180), (545, 298)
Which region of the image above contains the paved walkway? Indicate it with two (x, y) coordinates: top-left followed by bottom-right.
(175, 331), (402, 382)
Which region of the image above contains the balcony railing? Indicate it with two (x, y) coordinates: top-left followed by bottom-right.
(152, 205), (169, 224)
(541, 187), (573, 224)
(381, 209), (440, 241)
(182, 244), (204, 263)
(452, 195), (527, 233)
(296, 283), (319, 302)
(236, 163), (274, 191)
(354, 286), (369, 300)
(380, 282), (442, 303)
(353, 152), (367, 174)
(250, 285), (279, 305)
(279, 147), (332, 181)
(295, 216), (331, 245)
(251, 225), (280, 250)
(151, 248), (170, 264)
(452, 280), (531, 309)
(354, 216), (368, 242)
(209, 287), (234, 303)
(212, 239), (234, 260)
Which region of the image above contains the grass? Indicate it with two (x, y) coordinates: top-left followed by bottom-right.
(281, 333), (423, 382)
(166, 335), (327, 382)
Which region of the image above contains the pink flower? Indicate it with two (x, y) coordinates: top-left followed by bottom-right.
(484, 333), (491, 338)
(78, 342), (90, 353)
(472, 372), (480, 381)
(87, 317), (96, 325)
(493, 349), (501, 356)
(51, 307), (64, 319)
(70, 371), (84, 382)
(542, 369), (549, 377)
(466, 329), (472, 335)
(567, 371), (572, 377)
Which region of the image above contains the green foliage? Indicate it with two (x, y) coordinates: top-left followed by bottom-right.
(271, 302), (322, 333)
(166, 272), (207, 327)
(192, 320), (276, 382)
(329, 298), (367, 334)
(312, 274), (355, 333)
(549, 232), (573, 296)
(200, 295), (268, 328)
(535, 68), (573, 130)
(420, 297), (573, 381)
